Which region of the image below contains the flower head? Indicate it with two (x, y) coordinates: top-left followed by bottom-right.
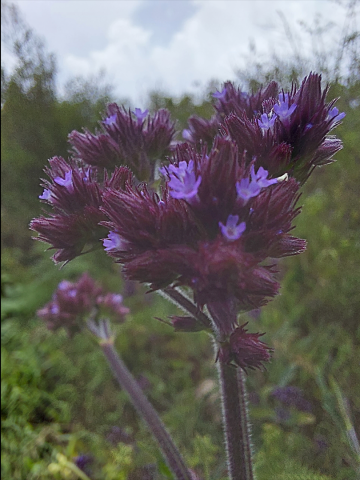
(101, 138), (306, 336)
(69, 104), (175, 181)
(37, 273), (128, 335)
(217, 323), (273, 371)
(30, 157), (132, 264)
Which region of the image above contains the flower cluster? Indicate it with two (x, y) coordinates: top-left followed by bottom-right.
(101, 136), (306, 334)
(30, 156), (133, 263)
(37, 273), (129, 335)
(69, 104), (175, 181)
(32, 74), (345, 370)
(184, 73), (345, 183)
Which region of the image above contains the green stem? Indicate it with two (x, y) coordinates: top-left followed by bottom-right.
(218, 362), (255, 480)
(90, 320), (192, 480)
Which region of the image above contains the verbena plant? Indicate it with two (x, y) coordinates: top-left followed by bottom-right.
(31, 73), (348, 480)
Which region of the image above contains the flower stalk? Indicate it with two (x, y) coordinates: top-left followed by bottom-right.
(91, 320), (192, 480)
(218, 362), (254, 480)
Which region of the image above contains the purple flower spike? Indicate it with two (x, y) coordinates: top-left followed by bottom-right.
(212, 87), (227, 100)
(251, 166), (278, 188)
(236, 177), (261, 203)
(133, 108), (149, 124)
(327, 107), (346, 122)
(258, 113), (276, 130)
(219, 215), (246, 241)
(54, 170), (74, 192)
(103, 231), (126, 252)
(103, 114), (117, 125)
(274, 93), (297, 121)
(39, 189), (53, 201)
(166, 160), (202, 201)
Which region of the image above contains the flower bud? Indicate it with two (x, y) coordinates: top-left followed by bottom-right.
(217, 323), (273, 371)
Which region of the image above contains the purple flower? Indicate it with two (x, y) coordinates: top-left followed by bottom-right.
(251, 166), (278, 188)
(271, 386), (312, 412)
(97, 292), (130, 319)
(58, 280), (72, 290)
(37, 273), (128, 335)
(327, 107), (346, 122)
(73, 454), (93, 474)
(212, 87), (227, 99)
(219, 215), (246, 241)
(50, 304), (60, 315)
(162, 160), (202, 201)
(133, 108), (149, 124)
(103, 231), (126, 252)
(257, 113), (276, 130)
(274, 93), (297, 121)
(103, 114), (117, 125)
(39, 189), (53, 201)
(236, 177), (261, 203)
(54, 170), (74, 192)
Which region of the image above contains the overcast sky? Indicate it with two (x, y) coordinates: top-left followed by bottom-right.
(5, 0), (355, 106)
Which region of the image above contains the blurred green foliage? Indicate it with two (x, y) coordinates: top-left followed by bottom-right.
(1, 1), (360, 479)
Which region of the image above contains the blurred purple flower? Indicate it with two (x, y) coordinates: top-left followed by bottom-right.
(271, 386), (312, 412)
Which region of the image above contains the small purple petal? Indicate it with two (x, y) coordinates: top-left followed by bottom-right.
(257, 113), (276, 130)
(58, 280), (72, 290)
(251, 165), (277, 188)
(103, 114), (117, 125)
(54, 170), (74, 192)
(166, 160), (201, 200)
(110, 294), (123, 304)
(133, 108), (149, 124)
(50, 304), (60, 315)
(83, 168), (91, 182)
(236, 178), (261, 203)
(103, 232), (126, 252)
(327, 107), (346, 121)
(219, 215), (246, 241)
(212, 87), (227, 99)
(39, 189), (53, 201)
(274, 93), (297, 121)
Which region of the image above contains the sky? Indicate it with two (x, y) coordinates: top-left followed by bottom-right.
(4, 0), (355, 106)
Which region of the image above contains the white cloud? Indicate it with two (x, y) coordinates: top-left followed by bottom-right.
(11, 0), (351, 105)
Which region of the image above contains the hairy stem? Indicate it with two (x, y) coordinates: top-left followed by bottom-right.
(97, 333), (192, 480)
(218, 362), (255, 480)
(161, 286), (212, 329)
